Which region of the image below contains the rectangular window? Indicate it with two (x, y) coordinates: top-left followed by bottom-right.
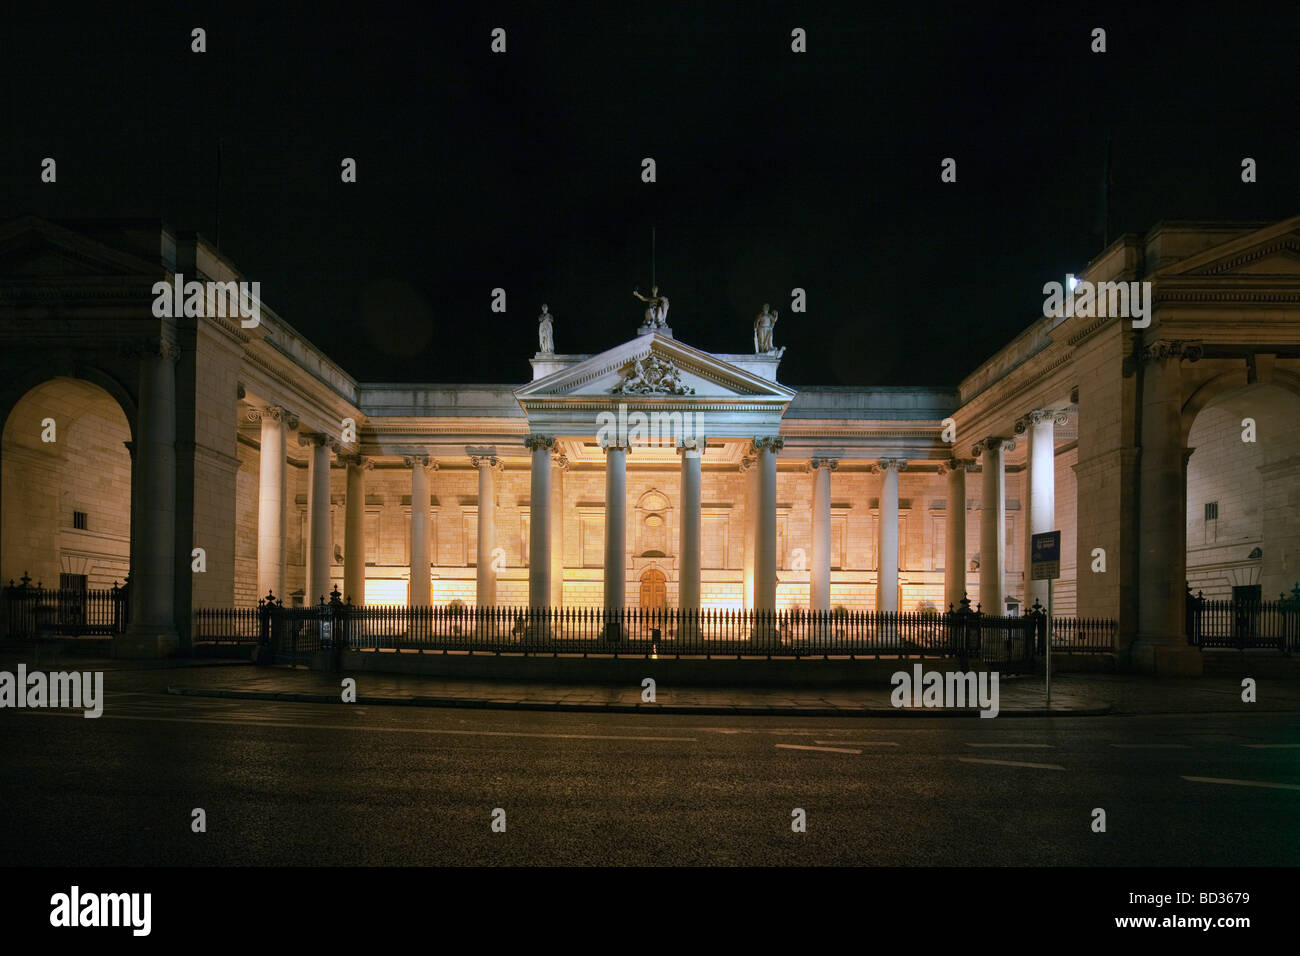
(1205, 501), (1219, 520)
(72, 510), (88, 530)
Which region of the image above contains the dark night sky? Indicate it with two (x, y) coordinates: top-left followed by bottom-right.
(4, 3), (1299, 387)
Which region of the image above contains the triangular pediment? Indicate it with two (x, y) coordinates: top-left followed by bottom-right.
(1161, 215), (1300, 278)
(515, 333), (796, 404)
(0, 216), (163, 278)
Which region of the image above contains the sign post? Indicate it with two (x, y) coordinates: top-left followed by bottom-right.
(1030, 530), (1061, 708)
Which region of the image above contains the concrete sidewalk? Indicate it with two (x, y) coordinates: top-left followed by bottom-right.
(4, 647), (1297, 717)
(158, 665), (1300, 718)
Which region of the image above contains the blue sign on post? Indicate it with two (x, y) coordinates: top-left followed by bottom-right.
(1031, 531), (1061, 581)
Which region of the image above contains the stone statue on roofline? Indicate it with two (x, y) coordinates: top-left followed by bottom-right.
(633, 285), (670, 328)
(538, 304), (554, 354)
(754, 302), (778, 353)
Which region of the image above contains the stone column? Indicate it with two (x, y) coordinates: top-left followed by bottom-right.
(976, 437), (1010, 614)
(549, 451), (568, 607)
(303, 434), (335, 605)
(753, 438), (782, 612)
(1018, 409), (1061, 609)
(406, 455), (433, 607)
(602, 442), (628, 609)
(876, 459), (905, 613)
(343, 455), (369, 605)
(809, 457), (837, 612)
(741, 455), (757, 609)
(256, 404), (294, 602)
(1134, 340), (1204, 674)
(124, 341), (180, 654)
(678, 439), (703, 609)
(471, 455), (499, 607)
(526, 436), (554, 608)
(941, 458), (974, 610)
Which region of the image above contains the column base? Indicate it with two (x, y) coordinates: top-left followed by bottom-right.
(114, 625), (180, 659)
(1130, 639), (1204, 676)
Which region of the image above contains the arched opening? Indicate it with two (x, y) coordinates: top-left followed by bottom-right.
(2, 377), (133, 636)
(1185, 382), (1300, 644)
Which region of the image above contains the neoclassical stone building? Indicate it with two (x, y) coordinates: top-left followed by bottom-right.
(2, 214), (1298, 672)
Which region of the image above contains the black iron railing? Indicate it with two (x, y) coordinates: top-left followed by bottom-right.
(190, 588), (1120, 668)
(1, 573), (128, 640)
(1186, 585), (1300, 652)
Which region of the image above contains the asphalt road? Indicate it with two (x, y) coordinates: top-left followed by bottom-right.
(1, 689), (1297, 865)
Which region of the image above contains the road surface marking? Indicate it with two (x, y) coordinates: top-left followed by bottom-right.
(12, 708), (696, 742)
(815, 740), (899, 747)
(958, 757), (1066, 771)
(776, 743), (862, 755)
(1181, 775), (1300, 791)
(1243, 743), (1300, 749)
(1110, 743), (1191, 749)
(965, 743), (1053, 749)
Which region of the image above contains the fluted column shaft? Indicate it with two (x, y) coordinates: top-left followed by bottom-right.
(603, 445), (627, 609)
(876, 460), (903, 613)
(344, 457), (367, 605)
(306, 436), (333, 604)
(754, 438), (781, 612)
(979, 438), (1008, 614)
(810, 458), (836, 612)
(944, 460), (970, 609)
(527, 437), (553, 608)
(474, 456), (498, 606)
(257, 406), (291, 602)
(678, 442), (702, 609)
(408, 457), (431, 607)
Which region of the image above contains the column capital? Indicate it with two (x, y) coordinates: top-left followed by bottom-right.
(470, 454), (503, 472)
(249, 404), (298, 429)
(676, 436), (705, 454)
(301, 432), (340, 452)
(1141, 339), (1204, 365)
(873, 458), (908, 473)
(972, 436), (1014, 457)
(810, 457), (839, 471)
(1014, 408), (1054, 433)
(120, 338), (182, 363)
(403, 454), (433, 470)
(750, 436), (784, 455)
(938, 457), (977, 475)
(551, 451), (570, 471)
(524, 434), (555, 451)
(339, 453), (373, 471)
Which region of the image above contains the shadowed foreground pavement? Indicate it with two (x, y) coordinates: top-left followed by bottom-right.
(2, 681), (1297, 866)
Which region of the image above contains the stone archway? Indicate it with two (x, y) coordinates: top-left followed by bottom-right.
(1185, 381), (1300, 603)
(1, 377), (135, 640)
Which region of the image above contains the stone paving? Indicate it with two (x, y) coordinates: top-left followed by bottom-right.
(4, 647), (1297, 717)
